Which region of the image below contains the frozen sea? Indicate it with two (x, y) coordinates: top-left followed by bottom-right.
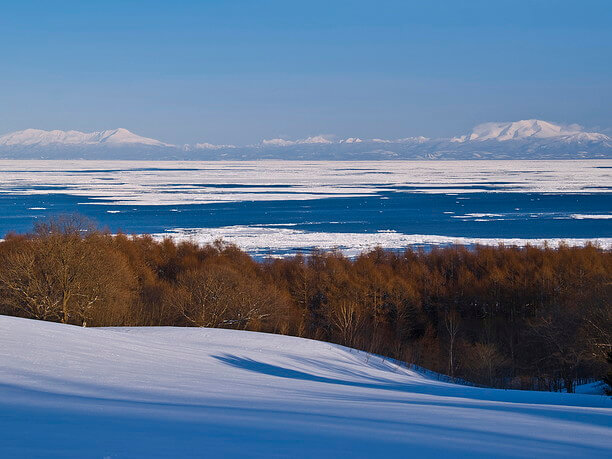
(0, 160), (610, 256)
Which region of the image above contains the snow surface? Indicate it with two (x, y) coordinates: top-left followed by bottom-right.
(0, 315), (610, 458)
(573, 382), (608, 396)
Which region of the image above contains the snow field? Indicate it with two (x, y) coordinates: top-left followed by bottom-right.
(0, 315), (610, 458)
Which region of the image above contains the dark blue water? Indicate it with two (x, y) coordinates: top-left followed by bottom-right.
(1, 191), (610, 239)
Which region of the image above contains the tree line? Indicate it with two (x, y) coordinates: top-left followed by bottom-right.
(0, 215), (610, 393)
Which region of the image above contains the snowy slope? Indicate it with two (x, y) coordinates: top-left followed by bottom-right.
(0, 316), (610, 458)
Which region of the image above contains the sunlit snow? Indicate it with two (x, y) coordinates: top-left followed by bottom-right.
(0, 316), (610, 458)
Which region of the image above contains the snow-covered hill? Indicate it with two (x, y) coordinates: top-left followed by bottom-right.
(0, 316), (610, 458)
(0, 120), (610, 159)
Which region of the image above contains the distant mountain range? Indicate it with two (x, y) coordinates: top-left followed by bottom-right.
(1, 120), (610, 160)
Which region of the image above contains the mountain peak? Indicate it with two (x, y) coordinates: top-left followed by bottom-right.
(453, 119), (609, 142)
(0, 128), (172, 147)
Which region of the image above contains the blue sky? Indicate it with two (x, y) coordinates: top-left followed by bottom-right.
(1, 0), (611, 144)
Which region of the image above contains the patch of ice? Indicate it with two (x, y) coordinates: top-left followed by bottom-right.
(156, 225), (612, 256)
(571, 214), (612, 220)
(452, 213), (504, 219)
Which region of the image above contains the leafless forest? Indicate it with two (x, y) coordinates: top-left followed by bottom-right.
(1, 216), (610, 393)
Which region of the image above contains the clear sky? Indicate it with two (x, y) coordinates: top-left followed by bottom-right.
(1, 0), (611, 145)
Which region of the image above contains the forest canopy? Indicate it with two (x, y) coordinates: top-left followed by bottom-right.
(0, 215), (610, 393)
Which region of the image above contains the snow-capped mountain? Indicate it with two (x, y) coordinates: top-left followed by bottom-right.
(232, 120), (610, 160)
(261, 135), (334, 146)
(452, 119), (609, 142)
(0, 120), (609, 159)
(0, 128), (172, 147)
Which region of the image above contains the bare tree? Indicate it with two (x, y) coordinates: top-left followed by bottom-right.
(0, 218), (134, 326)
(175, 265), (277, 329)
(0, 243), (63, 321)
(175, 268), (233, 327)
(444, 309), (461, 378)
(528, 312), (587, 393)
(330, 301), (364, 347)
(468, 342), (507, 386)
